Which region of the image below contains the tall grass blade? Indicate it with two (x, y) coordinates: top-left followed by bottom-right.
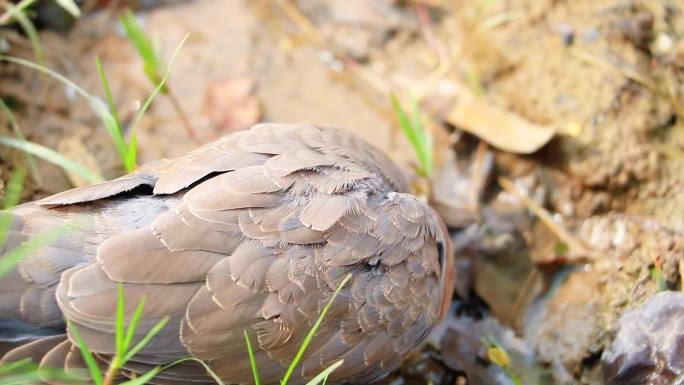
(115, 283), (125, 358)
(0, 223), (70, 279)
(0, 98), (41, 185)
(122, 316), (170, 365)
(122, 295), (146, 356)
(162, 358), (225, 385)
(280, 273), (352, 385)
(0, 0), (36, 25)
(0, 55), (134, 171)
(95, 56), (130, 170)
(7, 6), (43, 66)
(0, 359), (32, 376)
(389, 93), (433, 177)
(409, 97), (432, 176)
(0, 56), (100, 105)
(2, 165), (26, 209)
(119, 367), (161, 385)
(0, 167), (25, 254)
(303, 360), (343, 385)
(120, 10), (162, 86)
(129, 33), (189, 147)
(243, 331), (261, 385)
(0, 136), (102, 183)
(70, 323), (104, 385)
(0, 366), (79, 385)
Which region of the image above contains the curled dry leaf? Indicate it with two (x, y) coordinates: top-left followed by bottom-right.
(203, 76), (261, 132)
(445, 89), (555, 154)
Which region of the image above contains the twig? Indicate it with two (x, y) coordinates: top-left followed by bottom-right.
(679, 258), (684, 292)
(416, 2), (449, 65)
(273, 0), (325, 45)
(469, 140), (489, 214)
(569, 47), (657, 92)
(166, 89), (197, 141)
(498, 176), (595, 259)
(510, 268), (540, 330)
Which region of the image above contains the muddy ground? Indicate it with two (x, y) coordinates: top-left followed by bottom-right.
(1, 0), (684, 384)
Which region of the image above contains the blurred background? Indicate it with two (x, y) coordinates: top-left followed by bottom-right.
(1, 1), (684, 384)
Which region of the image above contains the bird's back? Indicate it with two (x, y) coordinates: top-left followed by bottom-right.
(0, 124), (452, 385)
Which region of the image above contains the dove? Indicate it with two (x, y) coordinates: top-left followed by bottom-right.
(0, 123), (454, 384)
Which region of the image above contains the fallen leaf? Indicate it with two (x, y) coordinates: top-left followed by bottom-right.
(204, 76), (260, 132)
(445, 90), (555, 154)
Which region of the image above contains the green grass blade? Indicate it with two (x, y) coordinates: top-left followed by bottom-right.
(129, 33), (189, 145)
(122, 32), (188, 171)
(162, 358), (225, 385)
(409, 97), (432, 176)
(7, 6), (43, 67)
(0, 136), (102, 183)
(0, 0), (36, 25)
(118, 366), (161, 385)
(115, 283), (125, 358)
(0, 55), (133, 170)
(0, 166), (26, 248)
(70, 323), (104, 385)
(390, 93), (417, 145)
(95, 56), (130, 170)
(243, 330), (261, 385)
(0, 223), (70, 279)
(0, 98), (41, 186)
(124, 130), (137, 171)
(0, 368), (79, 385)
(389, 92), (433, 177)
(122, 316), (170, 365)
(0, 56), (98, 105)
(2, 165), (26, 209)
(122, 295), (146, 355)
(0, 359), (33, 376)
(120, 10), (161, 83)
(54, 0), (80, 17)
(303, 360), (343, 385)
(95, 57), (122, 134)
(280, 274), (352, 385)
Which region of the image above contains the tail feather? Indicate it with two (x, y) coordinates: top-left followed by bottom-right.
(2, 335), (213, 385)
(0, 204), (83, 333)
(0, 334), (65, 364)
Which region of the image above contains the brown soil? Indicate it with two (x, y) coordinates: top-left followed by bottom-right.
(2, 0), (684, 384)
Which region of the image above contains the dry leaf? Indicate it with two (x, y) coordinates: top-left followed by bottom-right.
(204, 76), (261, 132)
(445, 91), (555, 154)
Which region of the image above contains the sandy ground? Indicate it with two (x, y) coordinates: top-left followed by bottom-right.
(2, 0), (684, 384)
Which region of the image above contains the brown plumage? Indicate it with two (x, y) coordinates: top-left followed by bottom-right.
(0, 124), (455, 384)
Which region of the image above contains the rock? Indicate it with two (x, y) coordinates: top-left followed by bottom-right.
(602, 291), (684, 385)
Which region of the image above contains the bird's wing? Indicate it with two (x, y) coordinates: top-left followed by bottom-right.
(12, 124), (447, 384)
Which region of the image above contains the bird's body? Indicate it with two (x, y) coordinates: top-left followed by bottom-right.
(0, 124), (454, 384)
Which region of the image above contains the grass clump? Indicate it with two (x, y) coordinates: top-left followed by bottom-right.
(389, 92), (433, 178)
(244, 273), (350, 385)
(120, 10), (197, 140)
(71, 284), (170, 385)
(0, 267), (350, 385)
(0, 33), (188, 173)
